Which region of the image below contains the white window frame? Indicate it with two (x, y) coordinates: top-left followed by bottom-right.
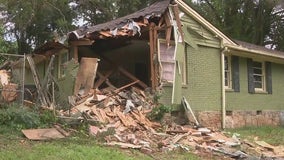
(157, 39), (176, 83)
(252, 60), (266, 92)
(224, 55), (232, 89)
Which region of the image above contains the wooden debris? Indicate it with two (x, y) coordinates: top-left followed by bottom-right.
(22, 128), (65, 140)
(1, 83), (18, 102)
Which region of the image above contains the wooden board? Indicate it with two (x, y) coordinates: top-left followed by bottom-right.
(22, 128), (65, 140)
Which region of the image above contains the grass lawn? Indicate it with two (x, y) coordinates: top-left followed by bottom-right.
(0, 125), (201, 160)
(1, 123), (283, 160)
(225, 125), (284, 146)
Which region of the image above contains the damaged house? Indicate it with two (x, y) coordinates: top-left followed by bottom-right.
(67, 0), (284, 129)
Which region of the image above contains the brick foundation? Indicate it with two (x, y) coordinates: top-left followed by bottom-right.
(194, 110), (284, 128)
(225, 110), (284, 128)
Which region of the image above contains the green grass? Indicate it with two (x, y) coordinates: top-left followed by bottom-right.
(0, 125), (202, 160)
(225, 126), (284, 145)
(0, 125), (152, 160)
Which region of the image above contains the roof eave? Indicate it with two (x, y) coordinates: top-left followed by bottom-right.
(224, 43), (284, 60)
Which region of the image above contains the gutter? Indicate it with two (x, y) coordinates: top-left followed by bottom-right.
(221, 47), (228, 129)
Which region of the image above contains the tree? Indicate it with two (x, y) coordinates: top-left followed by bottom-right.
(0, 0), (76, 54)
(185, 0), (284, 51)
(72, 0), (156, 26)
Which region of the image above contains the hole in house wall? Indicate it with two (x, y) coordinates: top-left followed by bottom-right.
(256, 110), (262, 115)
(226, 110), (233, 116)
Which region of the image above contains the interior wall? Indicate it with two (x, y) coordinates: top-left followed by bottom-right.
(78, 40), (150, 87)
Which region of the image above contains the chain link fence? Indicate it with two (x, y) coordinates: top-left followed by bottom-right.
(0, 53), (25, 106)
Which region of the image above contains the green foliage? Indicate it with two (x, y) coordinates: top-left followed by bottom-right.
(187, 0), (284, 51)
(73, 0), (156, 25)
(0, 26), (17, 54)
(1, 0), (76, 54)
(148, 104), (172, 121)
(0, 104), (56, 130)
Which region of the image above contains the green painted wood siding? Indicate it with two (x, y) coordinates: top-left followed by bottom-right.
(226, 57), (284, 110)
(179, 45), (222, 111)
(181, 14), (220, 48)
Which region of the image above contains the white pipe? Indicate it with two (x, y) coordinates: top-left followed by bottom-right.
(221, 47), (228, 129)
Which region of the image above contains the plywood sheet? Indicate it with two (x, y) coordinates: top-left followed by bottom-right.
(22, 128), (65, 140)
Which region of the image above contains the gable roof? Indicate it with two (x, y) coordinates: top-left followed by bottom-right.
(175, 0), (236, 45)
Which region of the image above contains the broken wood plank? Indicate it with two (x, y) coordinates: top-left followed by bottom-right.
(172, 4), (184, 42)
(149, 23), (155, 90)
(97, 53), (147, 89)
(22, 128), (65, 140)
(106, 142), (142, 149)
(73, 57), (98, 95)
(27, 55), (50, 107)
(117, 67), (147, 89)
(94, 70), (114, 88)
(182, 96), (200, 126)
(164, 11), (173, 46)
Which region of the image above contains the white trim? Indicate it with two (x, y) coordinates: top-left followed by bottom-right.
(175, 0), (236, 46)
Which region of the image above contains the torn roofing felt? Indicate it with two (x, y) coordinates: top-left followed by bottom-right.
(68, 0), (171, 40)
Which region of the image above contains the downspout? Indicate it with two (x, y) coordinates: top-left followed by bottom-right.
(221, 46), (228, 129)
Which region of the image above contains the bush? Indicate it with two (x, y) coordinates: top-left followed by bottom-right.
(148, 104), (172, 121)
(0, 104), (56, 130)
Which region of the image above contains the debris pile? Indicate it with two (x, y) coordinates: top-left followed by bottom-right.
(57, 85), (284, 159)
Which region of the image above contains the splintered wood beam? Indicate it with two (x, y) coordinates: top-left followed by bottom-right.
(164, 12), (172, 46)
(69, 40), (94, 46)
(94, 70), (114, 88)
(114, 80), (139, 93)
(98, 53), (148, 89)
(117, 67), (148, 89)
(149, 23), (155, 89)
(153, 24), (158, 89)
(158, 16), (165, 27)
(172, 4), (184, 42)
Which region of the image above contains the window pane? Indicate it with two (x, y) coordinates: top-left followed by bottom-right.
(253, 62), (262, 68)
(254, 75), (262, 81)
(253, 68), (262, 74)
(254, 82), (262, 88)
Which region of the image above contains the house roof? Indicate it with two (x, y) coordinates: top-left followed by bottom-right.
(68, 0), (171, 40)
(33, 41), (68, 55)
(68, 0), (284, 60)
(225, 40), (284, 60)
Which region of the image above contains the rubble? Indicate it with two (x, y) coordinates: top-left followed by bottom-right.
(58, 83), (284, 159)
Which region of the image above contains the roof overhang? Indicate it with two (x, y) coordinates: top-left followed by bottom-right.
(224, 43), (284, 64)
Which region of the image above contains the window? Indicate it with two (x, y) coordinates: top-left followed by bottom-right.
(252, 61), (265, 91)
(158, 39), (176, 83)
(247, 59), (272, 94)
(224, 55), (232, 89)
(224, 55), (240, 92)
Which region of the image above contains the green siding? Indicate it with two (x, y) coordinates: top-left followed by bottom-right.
(226, 57), (284, 110)
(159, 85), (173, 105)
(182, 45), (222, 111)
(181, 13), (220, 48)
